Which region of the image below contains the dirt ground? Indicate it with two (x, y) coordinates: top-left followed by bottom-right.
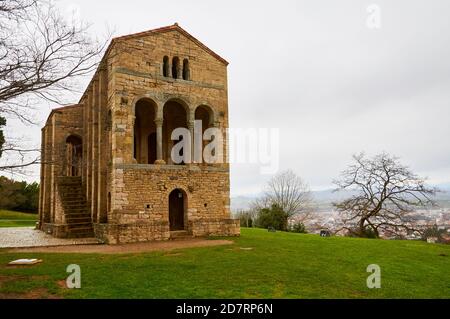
(6, 238), (234, 254)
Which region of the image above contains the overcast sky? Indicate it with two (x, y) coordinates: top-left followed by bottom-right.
(3, 0), (450, 196)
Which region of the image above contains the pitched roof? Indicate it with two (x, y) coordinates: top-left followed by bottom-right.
(113, 23), (229, 66)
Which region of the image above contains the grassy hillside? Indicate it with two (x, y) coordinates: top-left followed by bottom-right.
(0, 210), (37, 228)
(0, 228), (449, 298)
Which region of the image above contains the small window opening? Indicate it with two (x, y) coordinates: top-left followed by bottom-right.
(172, 57), (180, 79)
(182, 59), (190, 80)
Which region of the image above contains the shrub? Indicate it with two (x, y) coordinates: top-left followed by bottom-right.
(255, 204), (287, 231)
(289, 222), (307, 234)
(422, 225), (446, 243)
(345, 226), (378, 239)
(235, 210), (254, 228)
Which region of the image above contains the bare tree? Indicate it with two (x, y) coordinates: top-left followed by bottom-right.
(0, 0), (107, 172)
(253, 170), (313, 227)
(333, 152), (438, 238)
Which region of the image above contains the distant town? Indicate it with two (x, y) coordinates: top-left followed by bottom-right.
(232, 185), (450, 240)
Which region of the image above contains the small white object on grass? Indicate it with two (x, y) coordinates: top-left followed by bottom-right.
(8, 259), (43, 266)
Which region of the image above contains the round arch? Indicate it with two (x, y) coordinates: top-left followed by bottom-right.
(133, 98), (158, 164)
(132, 96), (160, 116)
(162, 97), (191, 115)
(194, 104), (216, 126)
(162, 99), (190, 164)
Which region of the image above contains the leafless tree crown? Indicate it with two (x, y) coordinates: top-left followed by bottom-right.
(253, 170), (313, 221)
(0, 0), (107, 173)
(333, 152), (438, 238)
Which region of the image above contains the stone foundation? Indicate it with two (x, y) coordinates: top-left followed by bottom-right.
(191, 219), (240, 237)
(42, 223), (70, 238)
(94, 221), (171, 244)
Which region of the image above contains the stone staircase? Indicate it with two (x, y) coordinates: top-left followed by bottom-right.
(57, 176), (94, 238)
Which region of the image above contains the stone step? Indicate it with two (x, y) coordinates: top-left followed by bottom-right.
(66, 217), (92, 224)
(63, 199), (87, 207)
(66, 228), (95, 239)
(62, 203), (88, 209)
(58, 183), (83, 188)
(67, 223), (93, 229)
(59, 185), (83, 189)
(66, 212), (90, 217)
(170, 230), (192, 240)
(57, 177), (82, 184)
(64, 207), (89, 215)
(66, 217), (91, 222)
(60, 190), (84, 195)
(60, 194), (85, 199)
(63, 205), (88, 210)
(59, 191), (84, 196)
(67, 232), (95, 239)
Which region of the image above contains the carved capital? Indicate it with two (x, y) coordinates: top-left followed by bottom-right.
(154, 118), (164, 127)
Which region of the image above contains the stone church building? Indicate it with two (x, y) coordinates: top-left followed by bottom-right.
(38, 24), (240, 244)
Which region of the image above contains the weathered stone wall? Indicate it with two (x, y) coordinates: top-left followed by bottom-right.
(111, 165), (230, 221)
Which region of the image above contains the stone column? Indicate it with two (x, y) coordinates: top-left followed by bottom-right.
(188, 120), (196, 164)
(154, 118), (165, 165)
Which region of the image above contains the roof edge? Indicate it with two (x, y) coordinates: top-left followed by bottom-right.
(45, 104), (82, 126)
(112, 23), (229, 66)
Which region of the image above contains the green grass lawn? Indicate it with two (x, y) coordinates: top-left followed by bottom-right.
(0, 228), (449, 299)
(0, 210), (37, 228)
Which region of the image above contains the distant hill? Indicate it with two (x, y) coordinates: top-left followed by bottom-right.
(231, 184), (450, 212)
(230, 195), (259, 212)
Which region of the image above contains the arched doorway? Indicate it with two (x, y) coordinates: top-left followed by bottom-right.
(66, 135), (82, 177)
(169, 189), (186, 231)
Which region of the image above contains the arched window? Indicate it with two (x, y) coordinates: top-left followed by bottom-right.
(182, 59), (190, 80)
(172, 57), (180, 79)
(195, 106), (214, 164)
(163, 100), (188, 164)
(163, 56), (170, 77)
(134, 99), (157, 164)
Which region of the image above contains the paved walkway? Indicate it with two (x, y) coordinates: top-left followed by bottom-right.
(0, 228), (99, 248)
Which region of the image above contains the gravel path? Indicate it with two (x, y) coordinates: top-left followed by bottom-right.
(0, 227), (234, 253)
(0, 227), (99, 248)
